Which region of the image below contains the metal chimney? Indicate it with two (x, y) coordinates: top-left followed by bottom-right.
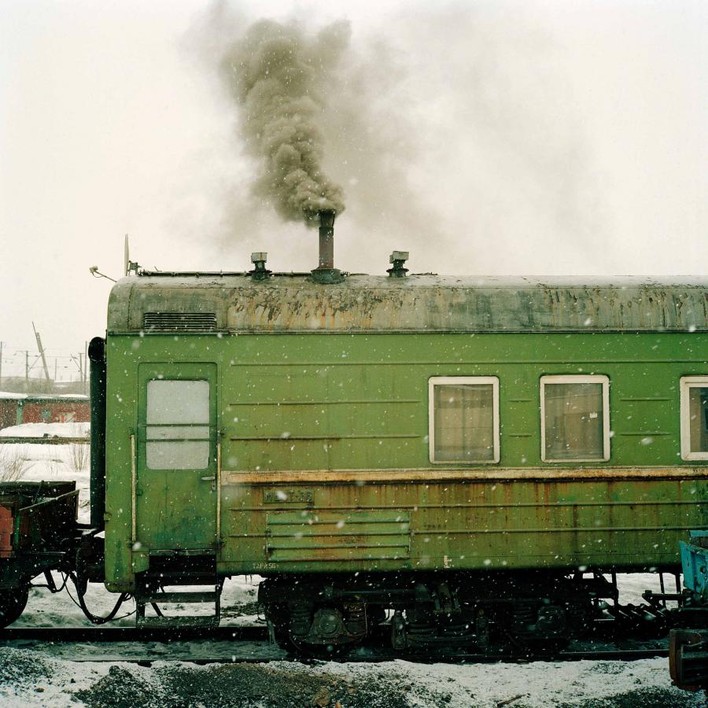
(311, 210), (344, 284)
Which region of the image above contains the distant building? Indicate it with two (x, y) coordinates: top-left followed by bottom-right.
(0, 393), (89, 430)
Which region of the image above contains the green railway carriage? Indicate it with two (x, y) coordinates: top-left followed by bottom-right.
(95, 268), (708, 652)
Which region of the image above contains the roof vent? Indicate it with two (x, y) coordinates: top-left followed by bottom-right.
(249, 252), (271, 281)
(143, 312), (217, 332)
(387, 251), (409, 278)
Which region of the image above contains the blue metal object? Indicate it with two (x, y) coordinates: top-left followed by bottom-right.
(680, 531), (708, 600)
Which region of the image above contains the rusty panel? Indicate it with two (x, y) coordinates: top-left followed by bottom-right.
(219, 474), (707, 573)
(108, 274), (708, 334)
(0, 504), (14, 558)
(265, 510), (410, 563)
(224, 280), (708, 333)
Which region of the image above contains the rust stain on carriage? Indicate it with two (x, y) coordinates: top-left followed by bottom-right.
(109, 274), (708, 334)
(264, 509), (411, 563)
(223, 467), (708, 485)
(227, 282), (708, 333)
(217, 468), (706, 571)
(0, 505), (14, 558)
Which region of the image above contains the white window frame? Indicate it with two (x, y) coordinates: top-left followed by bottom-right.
(680, 376), (708, 461)
(540, 374), (610, 463)
(428, 376), (500, 464)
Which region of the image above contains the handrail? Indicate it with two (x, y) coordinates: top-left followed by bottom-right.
(19, 489), (80, 512)
(216, 438), (222, 547)
(130, 433), (137, 545)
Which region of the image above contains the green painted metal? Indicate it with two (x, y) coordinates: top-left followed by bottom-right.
(265, 510), (411, 563)
(101, 274), (708, 591)
(220, 476), (705, 574)
(217, 331), (706, 471)
(134, 362), (218, 552)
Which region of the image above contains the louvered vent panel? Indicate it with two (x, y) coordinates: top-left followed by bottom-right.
(143, 312), (217, 332)
(265, 510), (411, 563)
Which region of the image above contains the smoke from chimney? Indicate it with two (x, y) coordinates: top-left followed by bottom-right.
(221, 19), (347, 226)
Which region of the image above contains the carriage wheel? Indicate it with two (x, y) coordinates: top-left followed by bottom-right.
(268, 603), (360, 659)
(0, 585), (29, 628)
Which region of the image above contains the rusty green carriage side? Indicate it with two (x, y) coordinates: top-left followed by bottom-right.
(100, 274), (708, 594)
(221, 470), (705, 576)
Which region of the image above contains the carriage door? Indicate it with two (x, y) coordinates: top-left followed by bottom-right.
(136, 363), (218, 553)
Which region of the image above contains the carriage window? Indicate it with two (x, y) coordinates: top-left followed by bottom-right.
(680, 377), (708, 460)
(146, 380), (210, 469)
(541, 375), (610, 462)
(429, 377), (500, 463)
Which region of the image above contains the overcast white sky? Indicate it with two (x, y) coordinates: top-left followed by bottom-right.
(1, 0), (706, 378)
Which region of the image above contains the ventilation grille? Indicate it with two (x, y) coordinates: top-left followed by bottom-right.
(266, 510), (411, 564)
(143, 312), (217, 332)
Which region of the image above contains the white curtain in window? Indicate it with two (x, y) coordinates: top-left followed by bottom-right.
(434, 383), (494, 462)
(544, 382), (603, 461)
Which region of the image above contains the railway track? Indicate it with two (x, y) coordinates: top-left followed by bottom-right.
(0, 625), (267, 644)
(0, 625), (670, 665)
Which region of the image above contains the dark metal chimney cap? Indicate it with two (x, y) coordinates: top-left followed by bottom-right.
(249, 252), (271, 281)
(319, 210), (336, 229)
(387, 251), (409, 277)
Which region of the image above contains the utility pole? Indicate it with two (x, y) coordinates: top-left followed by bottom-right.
(32, 322), (51, 383)
(71, 353), (84, 385)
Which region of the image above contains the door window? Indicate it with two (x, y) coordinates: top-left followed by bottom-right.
(146, 379), (211, 469)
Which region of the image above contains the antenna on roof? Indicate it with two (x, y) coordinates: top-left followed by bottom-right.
(90, 235), (139, 283)
(124, 235), (141, 275)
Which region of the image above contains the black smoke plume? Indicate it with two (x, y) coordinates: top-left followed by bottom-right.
(222, 19), (347, 225)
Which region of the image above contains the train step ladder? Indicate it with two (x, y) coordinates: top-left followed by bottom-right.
(135, 579), (224, 629)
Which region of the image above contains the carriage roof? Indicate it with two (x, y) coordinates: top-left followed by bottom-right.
(107, 272), (708, 335)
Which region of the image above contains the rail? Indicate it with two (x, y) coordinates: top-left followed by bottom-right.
(0, 626), (670, 665)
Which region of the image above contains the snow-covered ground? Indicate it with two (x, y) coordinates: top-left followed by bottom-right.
(2, 649), (704, 708)
(0, 428), (705, 707)
(0, 422), (90, 438)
